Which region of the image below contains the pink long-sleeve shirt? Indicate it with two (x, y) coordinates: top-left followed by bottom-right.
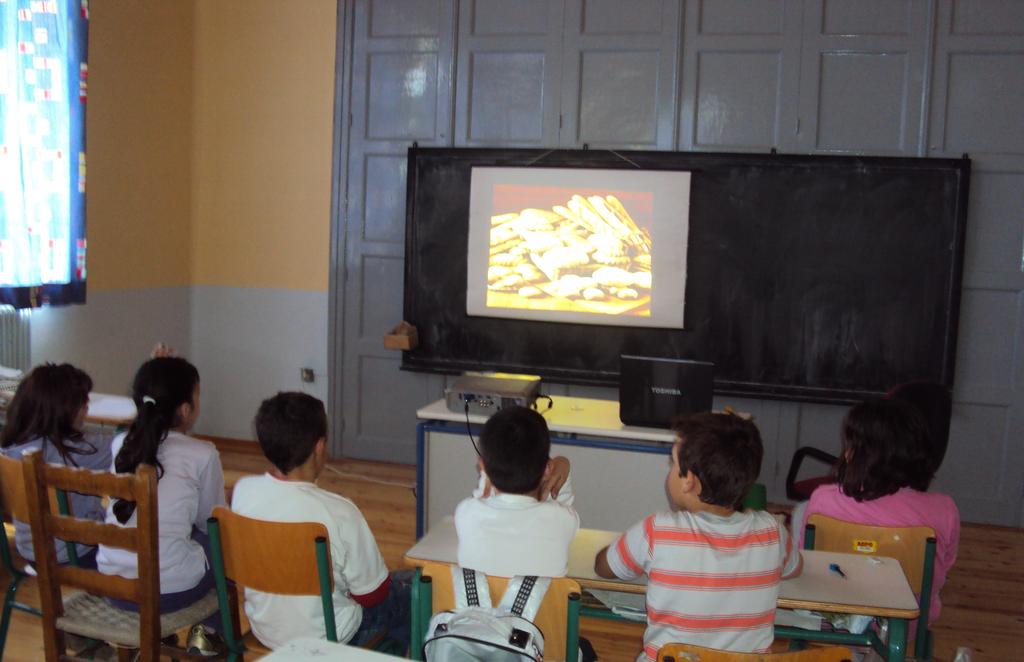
(799, 484), (959, 622)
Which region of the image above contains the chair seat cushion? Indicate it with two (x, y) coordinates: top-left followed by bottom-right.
(56, 589), (219, 646)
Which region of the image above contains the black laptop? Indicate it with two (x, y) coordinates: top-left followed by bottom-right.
(618, 355), (714, 428)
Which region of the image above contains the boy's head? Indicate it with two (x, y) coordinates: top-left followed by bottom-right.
(254, 392), (328, 475)
(479, 406), (551, 495)
(669, 412), (763, 511)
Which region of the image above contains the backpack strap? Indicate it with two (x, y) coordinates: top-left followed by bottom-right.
(452, 566), (492, 608)
(497, 575), (551, 622)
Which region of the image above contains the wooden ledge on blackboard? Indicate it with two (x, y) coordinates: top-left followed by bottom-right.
(384, 321), (419, 351)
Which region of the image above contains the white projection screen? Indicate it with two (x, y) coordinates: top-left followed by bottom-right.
(466, 167), (691, 328)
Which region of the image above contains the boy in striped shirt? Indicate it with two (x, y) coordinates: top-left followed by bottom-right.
(595, 413), (801, 661)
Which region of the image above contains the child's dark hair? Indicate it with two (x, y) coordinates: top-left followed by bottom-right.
(479, 406), (550, 495)
(0, 363), (95, 465)
(113, 357), (199, 523)
(254, 392), (328, 474)
(836, 398), (932, 501)
(886, 381), (951, 480)
(672, 412), (763, 510)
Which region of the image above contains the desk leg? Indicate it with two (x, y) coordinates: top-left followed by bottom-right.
(887, 617), (908, 662)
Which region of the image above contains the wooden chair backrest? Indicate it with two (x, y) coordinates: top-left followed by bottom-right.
(0, 453), (31, 522)
(22, 450), (161, 662)
(806, 514), (935, 591)
(211, 505), (333, 595)
(0, 454), (63, 523)
(420, 560), (581, 662)
(658, 642), (854, 661)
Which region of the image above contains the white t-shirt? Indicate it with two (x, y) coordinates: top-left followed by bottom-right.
(230, 473), (389, 649)
(454, 472), (580, 578)
(97, 431), (226, 593)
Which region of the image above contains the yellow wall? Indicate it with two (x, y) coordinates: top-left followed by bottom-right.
(86, 1), (195, 291)
(191, 0), (336, 291)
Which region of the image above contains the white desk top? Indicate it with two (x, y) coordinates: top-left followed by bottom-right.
(405, 516), (920, 619)
(0, 388), (135, 426)
(417, 396), (676, 444)
(259, 637), (399, 661)
(86, 392), (136, 424)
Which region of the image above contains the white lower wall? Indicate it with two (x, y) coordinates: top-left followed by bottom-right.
(29, 285), (328, 444)
(189, 285), (328, 440)
(30, 287), (192, 395)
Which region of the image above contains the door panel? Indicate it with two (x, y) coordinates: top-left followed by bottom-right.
(337, 0), (454, 461)
(561, 0), (681, 149)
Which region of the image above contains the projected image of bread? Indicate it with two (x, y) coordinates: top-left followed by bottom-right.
(486, 194), (653, 316)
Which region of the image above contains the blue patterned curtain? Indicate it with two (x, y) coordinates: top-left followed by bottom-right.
(0, 0), (87, 309)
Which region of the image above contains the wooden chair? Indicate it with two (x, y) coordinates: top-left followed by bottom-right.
(803, 514), (936, 660)
(657, 642), (853, 661)
(0, 454), (85, 658)
(0, 453), (44, 659)
(21, 449), (221, 661)
(784, 447), (838, 501)
(410, 560), (581, 662)
(207, 506), (336, 662)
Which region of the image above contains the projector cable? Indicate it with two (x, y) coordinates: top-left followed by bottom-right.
(464, 400), (482, 456)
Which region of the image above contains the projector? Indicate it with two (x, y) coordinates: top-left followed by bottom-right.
(445, 372), (542, 416)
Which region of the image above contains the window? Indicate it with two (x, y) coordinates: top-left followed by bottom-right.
(0, 0), (88, 308)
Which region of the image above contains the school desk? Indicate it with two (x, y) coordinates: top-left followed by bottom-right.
(0, 390), (135, 428)
(82, 392), (136, 427)
(404, 516), (920, 662)
(417, 396), (679, 537)
(258, 636), (400, 661)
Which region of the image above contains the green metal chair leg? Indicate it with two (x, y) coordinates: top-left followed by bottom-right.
(415, 574), (433, 660)
(887, 617), (908, 662)
(0, 575), (19, 658)
(410, 568), (422, 661)
(207, 518), (244, 662)
(566, 592), (581, 662)
(314, 537), (338, 642)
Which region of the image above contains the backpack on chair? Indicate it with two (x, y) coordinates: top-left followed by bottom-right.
(423, 566), (550, 661)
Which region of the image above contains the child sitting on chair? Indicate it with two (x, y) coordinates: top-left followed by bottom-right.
(595, 412), (801, 661)
(454, 405), (579, 578)
(231, 392), (410, 650)
(1, 363), (112, 568)
(797, 398), (960, 625)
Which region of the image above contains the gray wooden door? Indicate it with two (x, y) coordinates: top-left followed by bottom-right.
(332, 0), (455, 462)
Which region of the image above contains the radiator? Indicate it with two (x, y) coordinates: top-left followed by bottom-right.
(0, 305), (31, 372)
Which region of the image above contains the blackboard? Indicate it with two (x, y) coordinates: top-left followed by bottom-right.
(402, 148), (970, 404)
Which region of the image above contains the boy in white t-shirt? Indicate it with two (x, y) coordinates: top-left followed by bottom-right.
(231, 392), (409, 651)
(454, 406), (579, 577)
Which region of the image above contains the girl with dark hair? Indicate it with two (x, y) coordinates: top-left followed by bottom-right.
(96, 356), (225, 654)
(887, 381), (953, 477)
(0, 363), (112, 568)
(798, 399), (960, 624)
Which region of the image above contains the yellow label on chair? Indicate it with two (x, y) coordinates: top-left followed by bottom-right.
(853, 539), (877, 553)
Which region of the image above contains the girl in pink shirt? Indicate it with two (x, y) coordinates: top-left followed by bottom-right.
(799, 399), (959, 624)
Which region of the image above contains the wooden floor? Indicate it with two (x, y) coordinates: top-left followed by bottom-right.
(2, 449), (1022, 661)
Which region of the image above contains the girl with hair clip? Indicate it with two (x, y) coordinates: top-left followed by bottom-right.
(798, 398), (959, 625)
(97, 356), (226, 654)
(0, 363), (112, 568)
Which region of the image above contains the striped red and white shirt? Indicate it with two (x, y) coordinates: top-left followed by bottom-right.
(606, 509), (799, 661)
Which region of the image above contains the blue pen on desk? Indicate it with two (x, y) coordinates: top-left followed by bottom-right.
(829, 563), (847, 579)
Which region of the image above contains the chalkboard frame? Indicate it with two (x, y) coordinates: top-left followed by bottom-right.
(401, 147), (970, 405)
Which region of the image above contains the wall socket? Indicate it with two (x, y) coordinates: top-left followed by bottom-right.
(300, 367), (315, 383)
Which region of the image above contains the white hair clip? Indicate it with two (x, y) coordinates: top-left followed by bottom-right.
(142, 396), (157, 405)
